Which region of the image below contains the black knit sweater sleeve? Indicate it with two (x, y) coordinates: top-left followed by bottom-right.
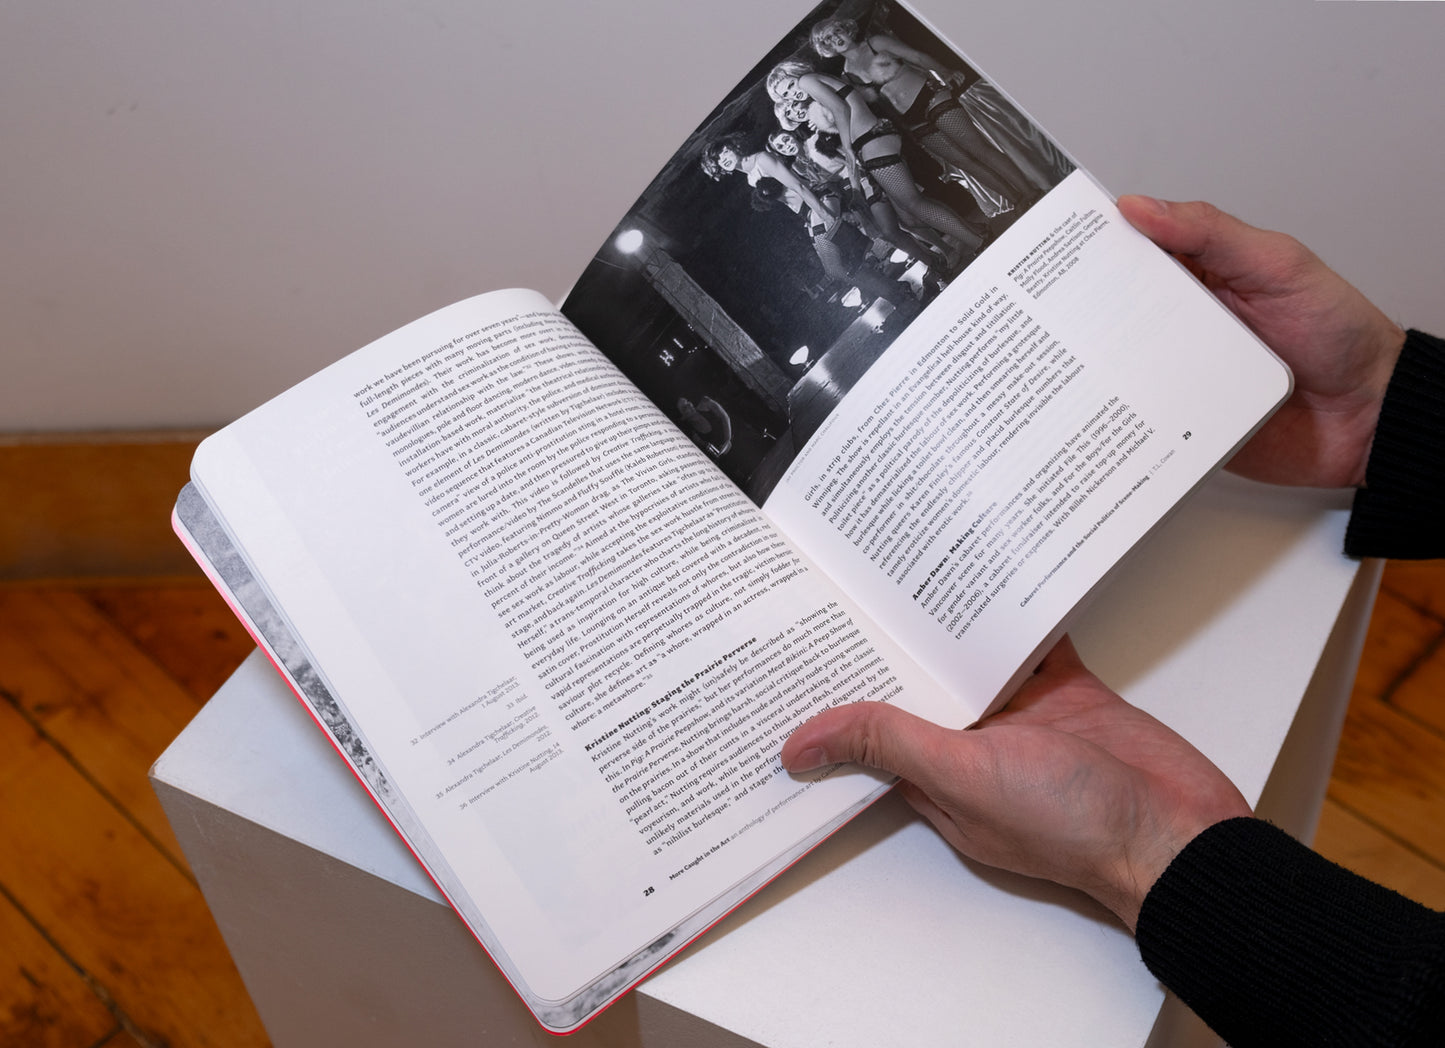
(1345, 329), (1445, 559)
(1137, 818), (1445, 1047)
(1132, 334), (1445, 1042)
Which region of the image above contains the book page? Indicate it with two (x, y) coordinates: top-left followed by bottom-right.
(764, 172), (1290, 718)
(191, 288), (952, 1027)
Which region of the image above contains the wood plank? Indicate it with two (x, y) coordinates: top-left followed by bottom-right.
(1327, 692), (1445, 868)
(99, 1033), (148, 1048)
(79, 582), (255, 703)
(1380, 559), (1445, 623)
(0, 434), (206, 580)
(1312, 799), (1445, 911)
(1352, 587), (1445, 699)
(0, 588), (206, 867)
(0, 891), (117, 1048)
(1389, 635), (1445, 738)
(0, 697), (270, 1048)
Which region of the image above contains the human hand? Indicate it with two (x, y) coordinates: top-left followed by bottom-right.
(1116, 196), (1405, 488)
(780, 637), (1251, 931)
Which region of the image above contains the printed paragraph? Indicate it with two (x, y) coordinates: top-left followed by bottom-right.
(353, 311), (806, 730)
(1008, 208), (1110, 299)
(584, 604), (896, 855)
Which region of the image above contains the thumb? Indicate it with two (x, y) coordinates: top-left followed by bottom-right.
(1116, 194), (1222, 257)
(1116, 195), (1296, 287)
(781, 701), (954, 785)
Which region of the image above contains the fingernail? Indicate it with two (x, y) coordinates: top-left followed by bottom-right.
(1128, 194), (1167, 216)
(786, 747), (825, 772)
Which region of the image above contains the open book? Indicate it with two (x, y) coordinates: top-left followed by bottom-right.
(174, 0), (1291, 1034)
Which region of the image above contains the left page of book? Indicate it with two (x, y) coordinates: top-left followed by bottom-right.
(187, 288), (953, 1031)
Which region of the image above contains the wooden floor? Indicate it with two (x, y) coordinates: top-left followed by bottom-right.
(0, 579), (265, 1048)
(4, 563), (1445, 1046)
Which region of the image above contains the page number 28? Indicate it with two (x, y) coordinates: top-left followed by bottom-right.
(642, 886), (655, 897)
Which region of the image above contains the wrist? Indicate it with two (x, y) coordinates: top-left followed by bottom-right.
(1098, 802), (1253, 933)
(1346, 328), (1445, 557)
(1349, 318), (1407, 488)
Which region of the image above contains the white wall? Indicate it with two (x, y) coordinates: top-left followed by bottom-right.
(4, 0), (1442, 432)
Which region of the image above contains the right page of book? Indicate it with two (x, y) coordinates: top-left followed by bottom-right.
(764, 168), (1291, 717)
(562, 0), (1290, 721)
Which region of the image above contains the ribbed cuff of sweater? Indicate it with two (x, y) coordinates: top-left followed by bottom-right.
(1136, 817), (1445, 1047)
(1346, 329), (1445, 559)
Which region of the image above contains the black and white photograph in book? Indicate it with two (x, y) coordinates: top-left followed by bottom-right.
(562, 0), (1073, 506)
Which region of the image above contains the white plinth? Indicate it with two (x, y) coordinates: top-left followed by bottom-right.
(152, 474), (1378, 1048)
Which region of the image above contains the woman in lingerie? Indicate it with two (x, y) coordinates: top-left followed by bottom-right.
(765, 127), (835, 196)
(809, 16), (1039, 212)
(762, 128), (931, 305)
(701, 132), (905, 308)
(699, 131), (837, 223)
(769, 107), (939, 269)
(766, 59), (982, 270)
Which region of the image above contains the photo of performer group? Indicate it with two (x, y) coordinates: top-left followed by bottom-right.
(562, 0), (1073, 505)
